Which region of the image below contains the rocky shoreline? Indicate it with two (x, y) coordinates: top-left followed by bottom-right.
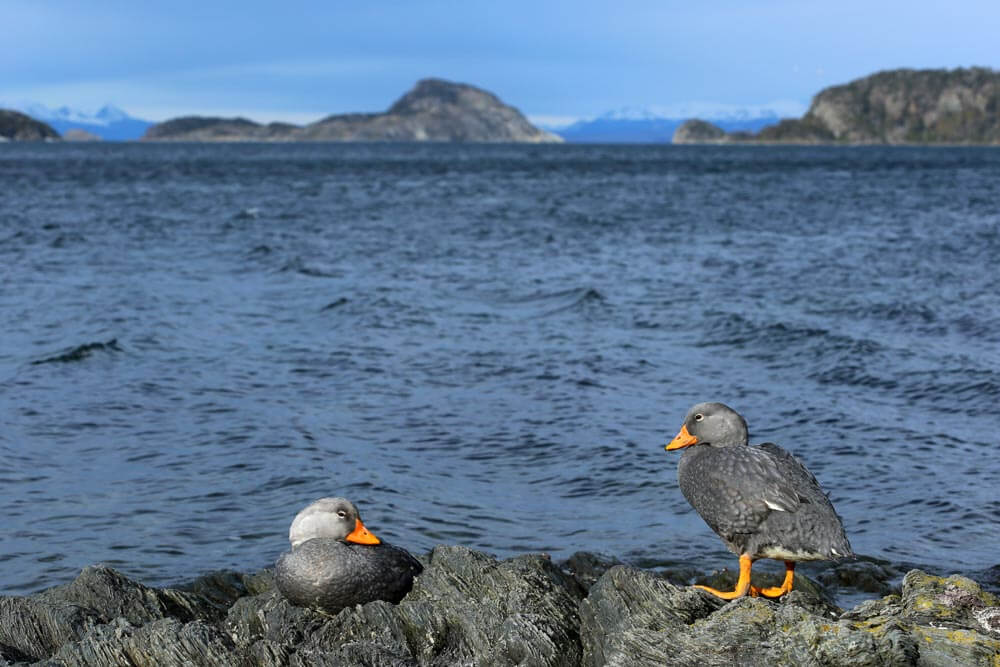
(2, 546), (998, 666)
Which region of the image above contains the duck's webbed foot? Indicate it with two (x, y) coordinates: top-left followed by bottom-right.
(694, 554), (755, 600)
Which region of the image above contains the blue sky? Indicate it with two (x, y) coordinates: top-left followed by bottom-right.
(3, 1), (999, 125)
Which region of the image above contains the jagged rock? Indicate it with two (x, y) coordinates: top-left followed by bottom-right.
(0, 597), (102, 663)
(143, 78), (561, 144)
(36, 566), (223, 626)
(41, 618), (239, 667)
(228, 546), (583, 666)
(562, 551), (625, 592)
(4, 552), (1000, 666)
(895, 570), (1000, 665)
(582, 565), (1000, 667)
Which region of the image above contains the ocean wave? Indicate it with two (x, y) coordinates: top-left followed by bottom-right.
(899, 370), (1000, 406)
(277, 257), (343, 278)
(696, 312), (884, 363)
(31, 339), (122, 365)
(463, 287), (607, 320)
(810, 364), (899, 390)
(697, 312), (828, 348)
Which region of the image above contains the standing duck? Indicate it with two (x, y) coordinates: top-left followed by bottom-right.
(665, 402), (853, 599)
(275, 497), (423, 614)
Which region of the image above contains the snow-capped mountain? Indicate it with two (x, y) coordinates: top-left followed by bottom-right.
(548, 101), (807, 143)
(1, 102), (152, 140)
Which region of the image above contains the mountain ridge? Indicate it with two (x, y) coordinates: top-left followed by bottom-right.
(2, 102), (152, 141)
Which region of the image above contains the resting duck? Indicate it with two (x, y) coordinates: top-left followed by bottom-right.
(665, 402), (853, 599)
(275, 497), (423, 613)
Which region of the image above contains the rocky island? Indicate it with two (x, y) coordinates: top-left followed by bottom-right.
(142, 78), (562, 143)
(674, 67), (1000, 144)
(0, 110), (60, 141)
(2, 547), (998, 666)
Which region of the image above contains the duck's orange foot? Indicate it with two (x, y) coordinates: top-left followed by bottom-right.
(752, 561), (796, 598)
(749, 583), (791, 598)
(693, 583), (751, 600)
(693, 554), (756, 600)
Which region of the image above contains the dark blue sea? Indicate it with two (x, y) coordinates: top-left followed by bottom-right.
(2, 143), (999, 604)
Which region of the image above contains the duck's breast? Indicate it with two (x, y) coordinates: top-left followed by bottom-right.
(275, 538), (422, 614)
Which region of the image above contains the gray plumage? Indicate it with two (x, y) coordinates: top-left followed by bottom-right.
(274, 497), (422, 614)
(673, 402), (853, 562)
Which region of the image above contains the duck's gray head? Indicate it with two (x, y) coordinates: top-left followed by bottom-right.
(288, 497), (381, 548)
(665, 402), (749, 451)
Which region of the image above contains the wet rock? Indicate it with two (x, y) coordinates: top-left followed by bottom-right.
(816, 557), (901, 597)
(560, 551), (625, 592)
(4, 553), (1000, 666)
(181, 569), (274, 612)
(37, 566), (222, 625)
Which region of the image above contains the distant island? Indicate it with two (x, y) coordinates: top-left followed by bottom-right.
(142, 78), (562, 143)
(6, 68), (1000, 144)
(674, 67), (1000, 145)
(0, 110), (59, 141)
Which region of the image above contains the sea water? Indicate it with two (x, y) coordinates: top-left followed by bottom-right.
(2, 143), (998, 601)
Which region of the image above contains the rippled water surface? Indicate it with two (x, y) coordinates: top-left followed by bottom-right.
(2, 143), (999, 600)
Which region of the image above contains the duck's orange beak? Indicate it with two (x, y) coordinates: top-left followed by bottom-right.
(346, 518), (381, 545)
(665, 424), (698, 451)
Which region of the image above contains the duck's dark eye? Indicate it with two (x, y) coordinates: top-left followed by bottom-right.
(336, 510), (347, 519)
(694, 413), (704, 422)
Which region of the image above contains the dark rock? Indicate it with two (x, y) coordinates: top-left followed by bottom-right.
(0, 110), (60, 141)
(179, 569), (274, 612)
(224, 546), (583, 666)
(42, 618), (239, 667)
(561, 551), (625, 592)
(5, 553), (1000, 666)
(817, 558), (900, 598)
(0, 596), (101, 662)
(970, 563), (1000, 607)
(143, 78), (561, 143)
(37, 565), (222, 625)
